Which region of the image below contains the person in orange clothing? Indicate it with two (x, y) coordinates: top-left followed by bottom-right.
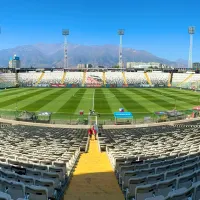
(88, 128), (93, 139)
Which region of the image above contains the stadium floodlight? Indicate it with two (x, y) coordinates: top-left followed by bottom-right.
(118, 29), (124, 69)
(188, 26), (195, 69)
(62, 29), (70, 69)
(118, 29), (124, 35)
(62, 29), (69, 36)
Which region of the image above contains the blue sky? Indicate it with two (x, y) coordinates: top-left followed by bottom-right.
(0, 0), (199, 61)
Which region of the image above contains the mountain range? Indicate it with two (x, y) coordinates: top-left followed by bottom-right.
(0, 43), (187, 68)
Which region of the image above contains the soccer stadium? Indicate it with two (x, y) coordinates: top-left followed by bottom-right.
(1, 68), (200, 200)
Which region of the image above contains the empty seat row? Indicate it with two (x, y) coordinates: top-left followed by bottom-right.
(127, 180), (200, 200)
(0, 125), (88, 200)
(0, 178), (51, 200)
(126, 168), (200, 199)
(102, 125), (200, 199)
(119, 156), (199, 184)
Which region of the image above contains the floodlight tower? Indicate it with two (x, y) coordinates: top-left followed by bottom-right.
(118, 29), (124, 69)
(62, 29), (69, 69)
(188, 26), (195, 69)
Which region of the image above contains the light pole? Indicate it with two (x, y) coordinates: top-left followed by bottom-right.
(118, 29), (124, 69)
(188, 26), (195, 69)
(62, 29), (69, 69)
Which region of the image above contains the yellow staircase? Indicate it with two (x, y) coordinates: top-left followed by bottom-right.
(168, 73), (172, 87)
(103, 72), (106, 85)
(82, 71), (86, 87)
(177, 74), (194, 87)
(144, 72), (152, 86)
(61, 71), (67, 84)
(35, 72), (44, 86)
(64, 136), (124, 200)
(122, 72), (128, 85)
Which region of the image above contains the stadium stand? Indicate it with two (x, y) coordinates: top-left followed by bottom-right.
(125, 72), (148, 86)
(85, 72), (104, 87)
(171, 73), (194, 87)
(1, 119), (200, 199)
(0, 73), (16, 88)
(183, 73), (199, 83)
(1, 70), (200, 89)
(4, 70), (193, 88)
(106, 72), (124, 86)
(97, 125), (200, 199)
(17, 71), (170, 87)
(63, 72), (83, 86)
(0, 124), (88, 199)
(18, 72), (43, 87)
(39, 71), (63, 85)
(148, 72), (168, 86)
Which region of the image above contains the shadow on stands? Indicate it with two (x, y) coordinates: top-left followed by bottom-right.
(63, 171), (124, 200)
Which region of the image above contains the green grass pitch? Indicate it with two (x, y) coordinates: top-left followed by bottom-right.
(0, 87), (199, 120)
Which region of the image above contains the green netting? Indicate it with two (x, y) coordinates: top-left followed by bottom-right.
(0, 109), (198, 125)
